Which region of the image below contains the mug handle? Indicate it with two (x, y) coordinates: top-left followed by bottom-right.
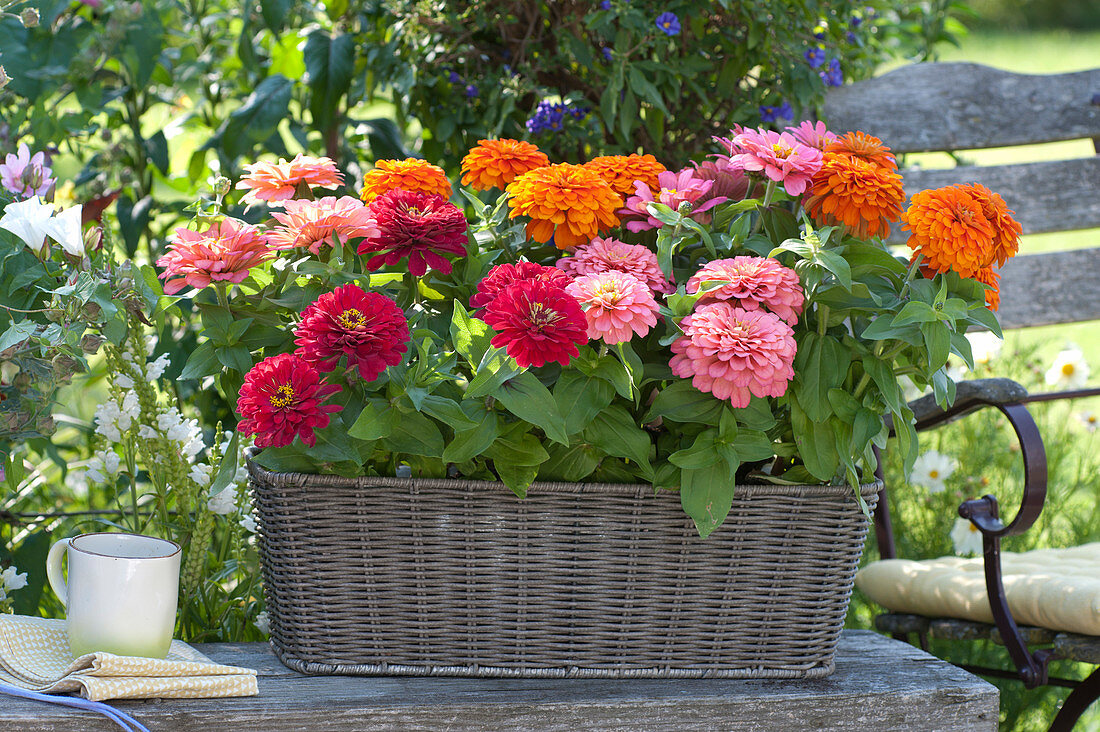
(45, 537), (74, 608)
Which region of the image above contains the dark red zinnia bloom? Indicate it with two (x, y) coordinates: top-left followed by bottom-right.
(469, 261), (574, 310)
(295, 284), (410, 381)
(481, 279), (588, 368)
(237, 353), (343, 449)
(356, 189), (468, 276)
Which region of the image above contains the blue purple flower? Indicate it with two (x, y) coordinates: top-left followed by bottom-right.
(526, 100), (589, 134)
(758, 102), (793, 123)
(656, 11), (680, 36)
(448, 71), (461, 84)
(820, 59), (843, 88)
(465, 84), (479, 98)
(804, 47), (826, 69)
(602, 47), (613, 62)
(600, 0), (611, 9)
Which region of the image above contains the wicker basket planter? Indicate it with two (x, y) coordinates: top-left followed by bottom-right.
(247, 457), (879, 679)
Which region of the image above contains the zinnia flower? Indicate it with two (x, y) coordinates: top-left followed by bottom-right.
(620, 168), (726, 232)
(157, 219), (271, 295)
(565, 271), (659, 345)
(0, 143), (55, 198)
(785, 121), (839, 151)
(236, 154), (343, 205)
(506, 163), (621, 249)
(902, 185), (998, 278)
(360, 158), (452, 203)
(460, 139), (550, 191)
(826, 131), (897, 171)
(481, 279), (588, 368)
(556, 236), (674, 294)
(357, 189), (468, 276)
(960, 183), (1021, 269)
(1045, 347), (1089, 389)
(295, 284), (410, 381)
(727, 128), (823, 196)
(237, 353), (343, 448)
(691, 160), (750, 205)
(669, 303), (796, 408)
(266, 196), (379, 254)
(804, 152), (905, 239)
(686, 257), (804, 325)
(910, 450), (957, 492)
(583, 154), (667, 197)
(972, 266), (1001, 311)
(470, 261), (573, 310)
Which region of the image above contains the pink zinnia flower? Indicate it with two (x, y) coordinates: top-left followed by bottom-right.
(267, 196), (378, 254)
(620, 168), (728, 233)
(236, 154), (343, 205)
(727, 128), (823, 196)
(481, 279), (588, 368)
(470, 261), (573, 310)
(786, 120), (839, 151)
(692, 160), (751, 206)
(565, 271), (659, 345)
(556, 236), (673, 294)
(156, 219), (272, 295)
(669, 303), (796, 408)
(686, 257), (804, 325)
(295, 284), (410, 381)
(357, 189), (468, 276)
(0, 144), (55, 198)
(237, 353), (343, 449)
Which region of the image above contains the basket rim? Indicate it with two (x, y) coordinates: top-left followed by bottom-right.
(245, 448), (883, 498)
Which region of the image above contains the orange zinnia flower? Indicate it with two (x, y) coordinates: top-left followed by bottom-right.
(972, 266), (1001, 311)
(903, 185), (999, 278)
(460, 139), (550, 192)
(236, 154), (344, 205)
(506, 163), (622, 249)
(960, 183), (1021, 268)
(583, 154), (667, 197)
(825, 131), (898, 171)
(360, 159), (452, 203)
(803, 152), (904, 239)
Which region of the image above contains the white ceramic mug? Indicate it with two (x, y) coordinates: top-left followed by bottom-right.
(46, 532), (181, 659)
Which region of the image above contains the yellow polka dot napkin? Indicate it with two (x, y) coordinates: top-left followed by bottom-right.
(0, 614), (258, 701)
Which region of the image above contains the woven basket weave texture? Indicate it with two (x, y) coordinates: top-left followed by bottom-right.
(248, 459), (878, 679)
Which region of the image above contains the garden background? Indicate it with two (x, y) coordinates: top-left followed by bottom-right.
(1, 1), (1098, 729)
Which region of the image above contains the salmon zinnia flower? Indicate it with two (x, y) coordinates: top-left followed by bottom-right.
(565, 271), (659, 345)
(902, 184), (1005, 278)
(157, 219), (271, 295)
(556, 236), (674, 294)
(686, 257), (804, 325)
(506, 163), (621, 249)
(583, 154), (667, 197)
(358, 189), (468, 276)
(804, 152), (905, 239)
(267, 196), (379, 254)
(669, 303), (796, 408)
(360, 158), (452, 203)
(236, 154), (343, 205)
(481, 279), (588, 368)
(295, 284), (410, 381)
(237, 353), (342, 449)
(725, 128), (823, 196)
(460, 139), (550, 192)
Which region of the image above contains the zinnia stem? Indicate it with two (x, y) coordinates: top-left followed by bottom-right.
(899, 253), (923, 301)
(215, 282), (231, 313)
(749, 180), (777, 236)
(817, 304), (830, 336)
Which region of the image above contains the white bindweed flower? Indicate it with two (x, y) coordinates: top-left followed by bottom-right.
(1045, 347), (1089, 389)
(0, 197), (54, 255)
(44, 203), (84, 257)
(1, 566), (28, 591)
(910, 450), (956, 493)
(965, 331), (1003, 368)
(207, 486), (237, 515)
(239, 515), (257, 533)
(1077, 411), (1099, 433)
(950, 517), (983, 556)
(253, 611), (270, 635)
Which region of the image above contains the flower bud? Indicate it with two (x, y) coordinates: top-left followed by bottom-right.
(21, 8), (39, 28)
(210, 176), (231, 197)
(81, 334), (106, 354)
(51, 354), (81, 383)
(81, 302), (102, 320)
(35, 415), (56, 436)
(13, 372), (32, 390)
(45, 308), (64, 323)
(677, 201), (693, 216)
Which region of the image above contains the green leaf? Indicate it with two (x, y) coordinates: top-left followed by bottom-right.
(669, 429), (721, 469)
(892, 300), (940, 326)
(348, 399), (396, 441)
(260, 0), (292, 29)
(465, 346), (522, 398)
(862, 355), (905, 414)
(680, 460), (737, 538)
(577, 352), (634, 401)
(304, 30), (356, 131)
(582, 405), (653, 479)
(731, 398), (776, 431)
(493, 371), (569, 445)
(418, 395), (477, 431)
(789, 396), (839, 482)
(215, 345), (253, 375)
(730, 429), (775, 462)
(553, 371), (614, 436)
(209, 432), (241, 495)
(496, 462), (539, 498)
(221, 75), (293, 159)
(793, 333), (850, 422)
(379, 410), (445, 457)
(921, 321), (951, 371)
(442, 411), (499, 464)
(645, 380), (724, 425)
(0, 321), (36, 352)
(813, 249), (853, 291)
(11, 530), (50, 615)
(539, 442), (600, 482)
(179, 340), (221, 380)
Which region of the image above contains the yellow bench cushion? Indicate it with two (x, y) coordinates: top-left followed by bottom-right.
(855, 543), (1100, 637)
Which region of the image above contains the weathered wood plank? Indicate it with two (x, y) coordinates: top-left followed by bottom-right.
(2, 631), (998, 731)
(997, 249), (1100, 329)
(823, 63), (1100, 153)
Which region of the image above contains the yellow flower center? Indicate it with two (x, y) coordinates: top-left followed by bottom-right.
(338, 308), (365, 329)
(929, 469), (939, 479)
(772, 143), (793, 158)
(1089, 415), (1097, 424)
(1062, 363), (1076, 376)
(528, 302), (562, 330)
(270, 384), (295, 408)
(968, 523), (979, 533)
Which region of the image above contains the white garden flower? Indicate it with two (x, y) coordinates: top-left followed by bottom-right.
(86, 449), (122, 483)
(253, 611), (270, 635)
(950, 517), (983, 556)
(1078, 412), (1099, 433)
(189, 463), (213, 485)
(910, 450), (956, 493)
(1045, 347), (1089, 389)
(147, 353), (170, 380)
(207, 486), (237, 515)
(239, 515), (257, 533)
(115, 374), (134, 389)
(138, 425), (158, 440)
(93, 401), (124, 443)
(44, 203), (84, 257)
(0, 197), (54, 255)
(965, 331), (1002, 368)
(1, 566), (28, 592)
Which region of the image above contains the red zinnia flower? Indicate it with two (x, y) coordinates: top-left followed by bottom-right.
(237, 353), (342, 448)
(469, 261), (573, 311)
(295, 284), (410, 381)
(356, 189), (469, 276)
(481, 279), (588, 368)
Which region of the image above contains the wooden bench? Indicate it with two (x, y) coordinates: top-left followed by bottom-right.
(3, 631), (999, 731)
(823, 62), (1100, 730)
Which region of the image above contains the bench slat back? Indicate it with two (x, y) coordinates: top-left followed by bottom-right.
(822, 62), (1100, 331)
